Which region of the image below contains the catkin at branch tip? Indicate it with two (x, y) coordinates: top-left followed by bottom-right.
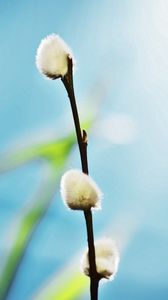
(36, 34), (74, 79)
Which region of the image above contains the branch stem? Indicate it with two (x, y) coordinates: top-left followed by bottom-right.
(62, 58), (99, 299)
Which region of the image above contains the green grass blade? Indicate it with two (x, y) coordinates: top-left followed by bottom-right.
(31, 262), (88, 300)
(0, 134), (75, 173)
(0, 135), (75, 300)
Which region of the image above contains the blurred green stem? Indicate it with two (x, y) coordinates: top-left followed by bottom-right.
(0, 137), (75, 300)
(62, 57), (99, 300)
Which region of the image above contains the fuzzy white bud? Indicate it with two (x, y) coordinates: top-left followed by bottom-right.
(36, 34), (74, 79)
(60, 169), (102, 210)
(81, 238), (119, 280)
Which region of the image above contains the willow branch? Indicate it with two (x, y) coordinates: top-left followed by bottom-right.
(61, 57), (99, 299)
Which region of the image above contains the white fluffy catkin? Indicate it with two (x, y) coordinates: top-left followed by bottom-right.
(81, 238), (119, 279)
(36, 34), (74, 79)
(60, 169), (102, 210)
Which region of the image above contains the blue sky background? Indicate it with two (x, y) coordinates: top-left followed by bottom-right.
(0, 0), (168, 299)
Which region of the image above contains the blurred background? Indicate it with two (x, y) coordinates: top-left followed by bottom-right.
(0, 0), (168, 299)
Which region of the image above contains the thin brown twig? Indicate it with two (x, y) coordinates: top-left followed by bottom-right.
(61, 57), (100, 300)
